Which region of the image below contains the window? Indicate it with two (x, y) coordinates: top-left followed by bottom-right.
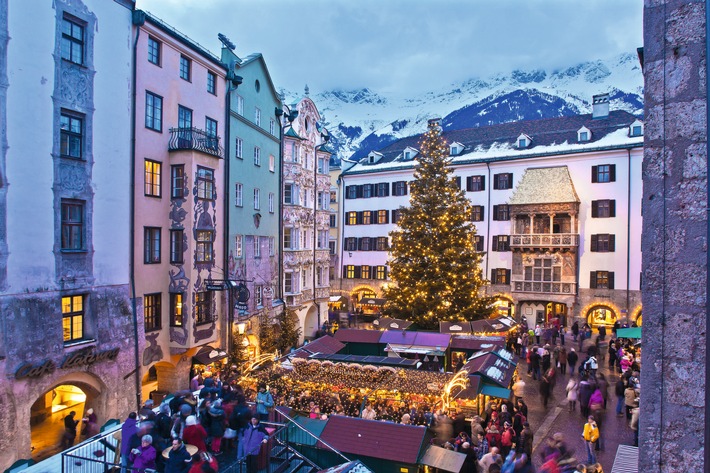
(362, 184), (373, 199)
(62, 295), (84, 342)
(490, 268), (511, 285)
(171, 165), (185, 199)
(346, 212), (357, 225)
(330, 190), (337, 203)
(251, 236), (260, 258)
(493, 204), (510, 221)
(255, 285), (263, 307)
(205, 117), (218, 150)
(235, 137), (243, 159)
(376, 182), (389, 197)
(591, 199), (616, 218)
(590, 271), (614, 289)
(329, 240), (336, 255)
(345, 238), (357, 251)
(518, 138), (527, 148)
(466, 175), (485, 192)
(493, 173), (513, 190)
(236, 95), (244, 115)
(284, 228), (295, 249)
(591, 234), (616, 252)
(359, 237), (371, 251)
(592, 164), (616, 183)
(254, 107), (261, 126)
(253, 147), (261, 166)
(346, 186), (358, 199)
(376, 237), (388, 251)
(253, 188), (260, 210)
(344, 265), (355, 279)
(473, 235), (484, 252)
(235, 235), (243, 257)
(390, 208), (405, 226)
(170, 293), (184, 327)
(631, 124), (643, 136)
(144, 293), (162, 332)
(302, 271), (307, 290)
(318, 157), (329, 174)
(179, 55), (191, 81)
(361, 265), (371, 279)
(170, 229), (184, 264)
(235, 183), (243, 207)
(196, 292), (213, 324)
(144, 227), (161, 263)
(269, 119), (275, 135)
(61, 201), (84, 250)
(522, 257), (562, 290)
(61, 16), (84, 65)
(285, 272), (295, 292)
(471, 206), (484, 222)
(147, 36), (161, 65)
(269, 192), (275, 213)
(330, 214), (337, 227)
(377, 210), (389, 224)
(290, 142), (299, 163)
(269, 236), (275, 256)
(207, 71), (216, 94)
(269, 155), (275, 172)
(361, 211), (372, 225)
(579, 131), (589, 141)
(317, 267), (324, 286)
(455, 176), (462, 189)
(284, 183), (298, 205)
(145, 92), (163, 132)
(196, 167), (214, 200)
(196, 230), (213, 263)
(60, 112), (83, 158)
(392, 181), (407, 196)
(375, 266), (387, 280)
(492, 235), (510, 251)
(144, 160), (161, 197)
(178, 105), (192, 129)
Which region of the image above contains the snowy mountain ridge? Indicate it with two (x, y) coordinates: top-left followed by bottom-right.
(286, 53), (644, 161)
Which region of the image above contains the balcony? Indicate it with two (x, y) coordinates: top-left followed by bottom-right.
(510, 233), (579, 250)
(512, 279), (577, 295)
(168, 127), (223, 158)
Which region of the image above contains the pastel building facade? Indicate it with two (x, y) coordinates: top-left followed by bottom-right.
(338, 99), (644, 329)
(282, 96), (332, 340)
(133, 11), (227, 395)
(0, 0), (136, 466)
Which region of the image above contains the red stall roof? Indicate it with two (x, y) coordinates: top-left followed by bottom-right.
(333, 329), (384, 344)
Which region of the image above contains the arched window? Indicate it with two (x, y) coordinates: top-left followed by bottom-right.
(586, 305), (616, 328)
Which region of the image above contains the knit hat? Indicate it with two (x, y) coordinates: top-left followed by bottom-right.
(180, 404), (192, 416)
(185, 415), (197, 426)
(145, 399), (154, 407)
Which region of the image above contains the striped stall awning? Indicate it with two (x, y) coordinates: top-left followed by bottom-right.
(611, 444), (638, 473)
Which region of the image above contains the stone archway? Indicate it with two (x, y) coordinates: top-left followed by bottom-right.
(586, 304), (618, 329)
(304, 305), (318, 339)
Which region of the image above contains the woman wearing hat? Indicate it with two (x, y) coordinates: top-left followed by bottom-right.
(182, 415), (208, 452)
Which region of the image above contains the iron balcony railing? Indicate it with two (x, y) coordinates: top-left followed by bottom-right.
(510, 233), (579, 248)
(168, 127), (223, 158)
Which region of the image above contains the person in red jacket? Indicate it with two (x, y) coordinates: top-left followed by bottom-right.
(182, 415), (208, 453)
(188, 451), (218, 473)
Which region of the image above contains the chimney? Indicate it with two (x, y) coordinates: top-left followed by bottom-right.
(592, 93), (610, 119)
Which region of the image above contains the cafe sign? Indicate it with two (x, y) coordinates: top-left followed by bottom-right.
(15, 347), (120, 380)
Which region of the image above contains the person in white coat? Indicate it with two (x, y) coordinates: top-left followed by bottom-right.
(566, 375), (579, 412)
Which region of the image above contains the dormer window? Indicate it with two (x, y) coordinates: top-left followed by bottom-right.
(450, 142), (464, 156)
(516, 133), (531, 149)
(400, 146), (418, 161)
(578, 126), (591, 142)
(629, 120), (644, 137)
(367, 151), (384, 165)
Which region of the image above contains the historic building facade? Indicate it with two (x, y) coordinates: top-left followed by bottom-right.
(282, 95), (332, 340)
(0, 0), (135, 466)
(133, 11), (227, 396)
(338, 96), (644, 329)
(221, 45), (283, 357)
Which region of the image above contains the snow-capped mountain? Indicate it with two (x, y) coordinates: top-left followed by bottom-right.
(287, 53), (643, 161)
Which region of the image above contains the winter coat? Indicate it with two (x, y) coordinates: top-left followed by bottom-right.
(120, 417), (139, 456)
(566, 379), (578, 401)
(208, 407), (226, 438)
(238, 423), (269, 458)
(129, 444), (157, 471)
(182, 424), (208, 452)
(589, 389), (604, 408)
(165, 444), (192, 473)
(567, 350), (578, 367)
(256, 390), (274, 416)
(582, 421), (600, 443)
(578, 381), (593, 406)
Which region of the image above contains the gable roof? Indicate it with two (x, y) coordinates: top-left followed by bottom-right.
(318, 461), (374, 473)
(236, 53), (282, 103)
(509, 166), (580, 205)
(343, 110), (642, 175)
(292, 335), (345, 358)
(319, 415), (431, 464)
(334, 329), (384, 344)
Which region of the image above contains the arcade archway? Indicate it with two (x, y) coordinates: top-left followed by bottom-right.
(586, 305), (618, 328)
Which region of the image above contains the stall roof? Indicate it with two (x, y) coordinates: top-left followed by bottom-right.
(373, 317), (413, 330)
(193, 345), (228, 365)
(329, 296), (345, 302)
(415, 332), (451, 348)
(334, 329), (384, 344)
(480, 383), (512, 400)
(440, 321), (473, 333)
(450, 335), (506, 351)
(379, 330), (418, 345)
(616, 327), (641, 339)
(453, 376), (481, 400)
(360, 298), (386, 306)
(292, 335), (345, 358)
(420, 445), (467, 473)
(308, 353), (419, 368)
(318, 461), (375, 473)
(463, 349), (518, 388)
(319, 415), (431, 464)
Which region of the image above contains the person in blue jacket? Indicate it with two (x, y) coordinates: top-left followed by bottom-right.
(238, 416), (269, 473)
(255, 384), (274, 421)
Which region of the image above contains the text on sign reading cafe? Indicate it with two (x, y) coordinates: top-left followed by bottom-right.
(14, 347), (121, 380)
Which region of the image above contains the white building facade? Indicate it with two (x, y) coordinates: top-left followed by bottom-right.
(339, 97), (644, 329)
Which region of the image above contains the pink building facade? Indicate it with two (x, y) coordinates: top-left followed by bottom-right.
(133, 11), (227, 395)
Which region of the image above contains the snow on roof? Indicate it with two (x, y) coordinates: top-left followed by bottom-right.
(509, 166), (580, 205)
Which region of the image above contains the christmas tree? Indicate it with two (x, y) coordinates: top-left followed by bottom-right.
(383, 118), (492, 329)
(276, 308), (301, 354)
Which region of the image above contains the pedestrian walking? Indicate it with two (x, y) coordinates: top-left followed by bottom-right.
(540, 370), (552, 408)
(615, 378), (626, 417)
(582, 416), (600, 465)
(60, 411), (80, 450)
(566, 376), (578, 412)
(558, 346), (568, 375)
(559, 326), (566, 345)
(571, 321), (580, 341)
(567, 348), (578, 376)
(535, 325), (541, 344)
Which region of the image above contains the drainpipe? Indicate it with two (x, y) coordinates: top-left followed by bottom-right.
(223, 69), (232, 357)
(314, 139), (329, 331)
(130, 11), (144, 412)
(485, 162), (492, 284)
(626, 148), (631, 314)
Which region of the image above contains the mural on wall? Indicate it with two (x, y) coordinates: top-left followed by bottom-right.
(192, 184), (218, 344)
(142, 332), (162, 366)
(168, 178), (189, 346)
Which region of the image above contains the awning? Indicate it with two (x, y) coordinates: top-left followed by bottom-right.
(616, 327), (641, 339)
(610, 444), (638, 473)
(193, 345), (228, 365)
(480, 383), (511, 400)
(329, 296), (344, 302)
(385, 344), (432, 355)
(420, 445), (467, 473)
(360, 298), (386, 306)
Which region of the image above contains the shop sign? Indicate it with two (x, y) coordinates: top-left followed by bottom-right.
(235, 283), (250, 312)
(14, 347), (120, 380)
(15, 359), (56, 380)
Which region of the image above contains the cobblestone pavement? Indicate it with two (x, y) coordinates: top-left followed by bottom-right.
(516, 344), (636, 471)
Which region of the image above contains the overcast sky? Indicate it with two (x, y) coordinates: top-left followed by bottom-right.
(137, 0), (643, 96)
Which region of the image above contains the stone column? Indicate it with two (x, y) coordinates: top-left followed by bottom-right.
(641, 1), (707, 471)
(528, 214), (534, 234)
